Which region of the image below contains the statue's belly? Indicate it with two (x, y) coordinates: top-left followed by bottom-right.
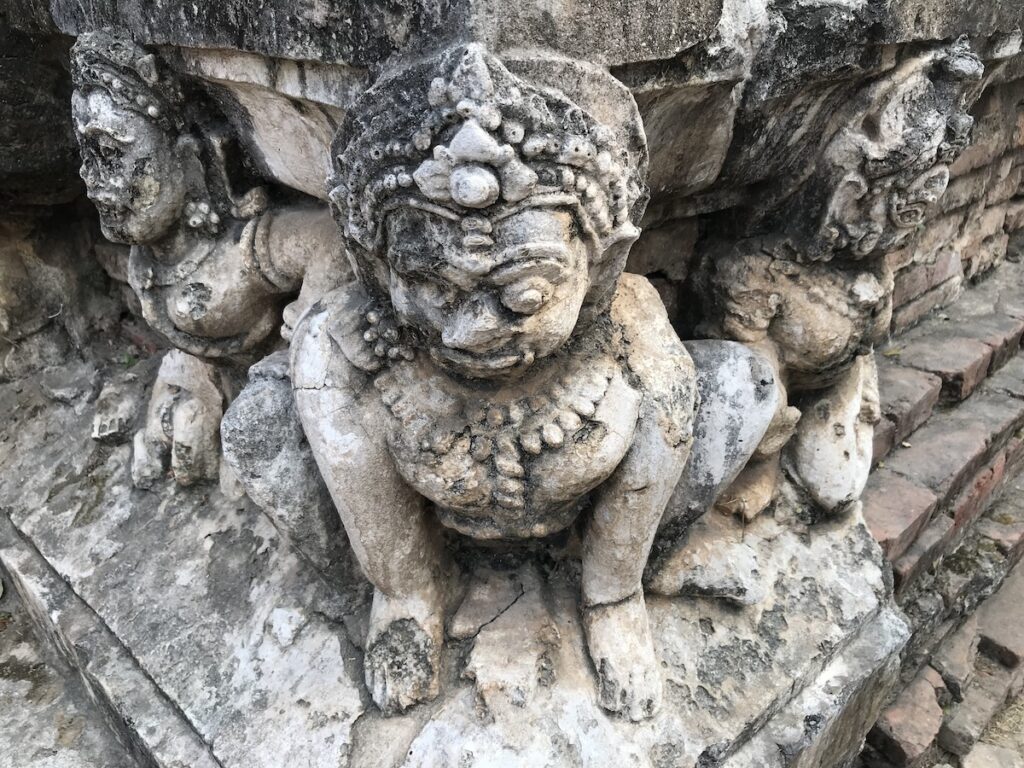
(388, 369), (642, 540)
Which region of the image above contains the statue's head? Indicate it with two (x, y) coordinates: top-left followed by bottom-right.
(806, 37), (983, 262)
(71, 31), (255, 246)
(329, 45), (647, 380)
(70, 31), (190, 244)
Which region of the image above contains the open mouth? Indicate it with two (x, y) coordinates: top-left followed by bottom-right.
(431, 346), (533, 376)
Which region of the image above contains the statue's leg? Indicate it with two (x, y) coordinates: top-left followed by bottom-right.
(783, 353), (878, 519)
(581, 417), (689, 721)
(296, 379), (449, 713)
(713, 339), (797, 521)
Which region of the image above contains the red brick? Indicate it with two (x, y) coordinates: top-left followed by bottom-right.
(885, 420), (990, 501)
(957, 314), (1024, 370)
(896, 334), (994, 401)
(891, 277), (962, 333)
(874, 416), (896, 464)
(893, 248), (963, 308)
(877, 362), (942, 443)
(869, 668), (945, 766)
(893, 514), (954, 593)
(983, 354), (1024, 400)
(940, 167), (991, 214)
(951, 452), (1007, 533)
(932, 614), (980, 702)
(977, 517), (1024, 559)
(978, 560), (1024, 668)
(863, 469), (939, 561)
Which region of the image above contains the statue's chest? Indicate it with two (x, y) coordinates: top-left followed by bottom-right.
(373, 353), (641, 540)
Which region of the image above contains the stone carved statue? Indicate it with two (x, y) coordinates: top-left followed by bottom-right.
(291, 45), (774, 720)
(70, 30), (347, 485)
(697, 38), (984, 520)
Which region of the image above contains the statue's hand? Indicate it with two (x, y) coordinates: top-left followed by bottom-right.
(132, 350), (226, 488)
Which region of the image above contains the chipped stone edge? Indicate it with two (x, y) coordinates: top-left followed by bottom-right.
(725, 607), (911, 768)
(0, 512), (222, 768)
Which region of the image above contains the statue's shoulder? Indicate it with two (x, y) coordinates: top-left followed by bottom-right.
(289, 280), (380, 394)
(610, 273), (696, 445)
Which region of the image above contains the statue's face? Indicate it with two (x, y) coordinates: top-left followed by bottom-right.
(384, 206), (591, 380)
(72, 89), (185, 244)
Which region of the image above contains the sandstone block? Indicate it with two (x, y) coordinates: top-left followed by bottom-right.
(893, 248), (963, 309)
(891, 277), (962, 334)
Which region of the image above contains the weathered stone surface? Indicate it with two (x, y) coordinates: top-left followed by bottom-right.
(221, 350), (349, 582)
(0, 350), (904, 766)
(0, 567), (137, 768)
(962, 742), (1024, 768)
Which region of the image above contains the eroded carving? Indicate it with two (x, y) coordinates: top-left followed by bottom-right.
(698, 38), (984, 520)
(70, 30), (349, 486)
(291, 45), (775, 720)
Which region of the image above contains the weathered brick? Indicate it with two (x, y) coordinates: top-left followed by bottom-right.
(978, 561), (1024, 668)
(956, 314), (1024, 370)
(868, 668), (945, 766)
(984, 355), (1024, 399)
(885, 420), (989, 503)
(931, 614), (979, 702)
(891, 277), (962, 334)
(964, 232), (1010, 279)
(893, 248), (963, 308)
(952, 452), (1008, 534)
(939, 659), (1021, 756)
(863, 469), (938, 561)
(874, 416), (896, 464)
(896, 334), (993, 401)
(893, 514), (954, 593)
(940, 166), (991, 214)
(988, 163), (1023, 206)
(877, 362), (942, 443)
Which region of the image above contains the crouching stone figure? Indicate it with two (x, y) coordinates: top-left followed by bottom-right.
(291, 45), (776, 720)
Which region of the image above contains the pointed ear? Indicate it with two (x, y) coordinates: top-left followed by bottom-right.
(135, 54), (159, 86)
(599, 223), (641, 279)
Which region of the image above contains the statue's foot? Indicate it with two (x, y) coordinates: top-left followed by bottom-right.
(584, 593), (662, 721)
(716, 455), (779, 521)
(365, 587), (443, 714)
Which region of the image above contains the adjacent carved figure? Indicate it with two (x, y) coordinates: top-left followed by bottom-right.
(698, 39), (984, 520)
(291, 45), (772, 719)
(70, 30), (347, 483)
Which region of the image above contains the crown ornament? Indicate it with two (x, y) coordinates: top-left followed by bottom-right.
(329, 45), (646, 274)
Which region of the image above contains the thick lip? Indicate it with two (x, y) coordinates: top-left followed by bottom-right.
(430, 345), (528, 377)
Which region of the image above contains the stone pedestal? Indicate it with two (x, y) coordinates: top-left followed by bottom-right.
(0, 361), (907, 768)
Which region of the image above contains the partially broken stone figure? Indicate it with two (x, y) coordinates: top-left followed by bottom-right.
(697, 38), (983, 520)
(292, 46), (772, 720)
(70, 30), (346, 485)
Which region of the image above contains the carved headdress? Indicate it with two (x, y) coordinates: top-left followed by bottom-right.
(329, 45), (648, 313)
(70, 29), (183, 133)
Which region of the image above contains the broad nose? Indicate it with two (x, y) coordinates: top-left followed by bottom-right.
(441, 294), (509, 353)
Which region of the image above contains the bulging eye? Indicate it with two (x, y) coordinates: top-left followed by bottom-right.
(501, 278), (551, 314)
